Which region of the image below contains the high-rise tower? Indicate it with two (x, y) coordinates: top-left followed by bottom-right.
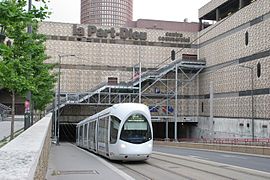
(81, 0), (133, 26)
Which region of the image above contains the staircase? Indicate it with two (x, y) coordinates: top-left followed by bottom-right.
(48, 58), (206, 112)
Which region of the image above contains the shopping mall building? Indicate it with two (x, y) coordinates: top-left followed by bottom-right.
(36, 0), (270, 141)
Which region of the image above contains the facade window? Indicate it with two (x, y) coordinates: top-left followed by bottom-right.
(257, 62), (261, 78)
(245, 31), (249, 46)
(201, 102), (204, 112)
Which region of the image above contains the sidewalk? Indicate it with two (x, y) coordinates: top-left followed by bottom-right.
(46, 143), (134, 180)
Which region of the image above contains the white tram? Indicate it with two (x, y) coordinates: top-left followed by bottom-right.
(76, 103), (153, 161)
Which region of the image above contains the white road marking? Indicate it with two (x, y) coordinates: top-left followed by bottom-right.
(221, 154), (247, 159)
(188, 155), (209, 160)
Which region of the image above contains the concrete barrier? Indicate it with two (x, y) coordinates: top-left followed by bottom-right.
(0, 113), (52, 180)
(154, 141), (270, 156)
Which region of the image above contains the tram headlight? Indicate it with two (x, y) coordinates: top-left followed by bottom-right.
(148, 143), (152, 148)
(121, 144), (126, 148)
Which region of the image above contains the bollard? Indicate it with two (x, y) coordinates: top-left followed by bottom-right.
(24, 112), (31, 130)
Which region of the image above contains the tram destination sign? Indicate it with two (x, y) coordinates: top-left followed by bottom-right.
(73, 24), (147, 41)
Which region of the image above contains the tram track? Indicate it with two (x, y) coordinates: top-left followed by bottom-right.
(151, 152), (270, 180)
(118, 160), (193, 180)
(150, 154), (235, 180)
(111, 152), (270, 180)
(143, 161), (197, 180)
(120, 163), (153, 180)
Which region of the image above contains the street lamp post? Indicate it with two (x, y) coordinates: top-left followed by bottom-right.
(56, 54), (75, 145)
(138, 45), (142, 103)
(139, 61), (142, 103)
(240, 65), (254, 141)
(25, 0), (32, 128)
(174, 64), (178, 142)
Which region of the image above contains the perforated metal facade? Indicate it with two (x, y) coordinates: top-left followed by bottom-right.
(37, 0), (270, 139)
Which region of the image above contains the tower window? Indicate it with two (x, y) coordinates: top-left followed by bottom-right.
(257, 62), (261, 78)
(245, 31), (249, 46)
(201, 102), (204, 112)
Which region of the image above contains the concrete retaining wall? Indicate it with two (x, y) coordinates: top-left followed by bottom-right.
(0, 113), (52, 180)
(192, 117), (270, 139)
(155, 141), (270, 156)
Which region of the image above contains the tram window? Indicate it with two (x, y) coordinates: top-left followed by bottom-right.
(79, 126), (83, 138)
(110, 116), (121, 144)
(88, 122), (92, 142)
(98, 117), (109, 143)
(120, 114), (152, 144)
(98, 119), (106, 143)
(90, 121), (96, 144)
(84, 124), (88, 140)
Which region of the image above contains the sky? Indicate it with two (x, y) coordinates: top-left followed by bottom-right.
(46, 0), (211, 24)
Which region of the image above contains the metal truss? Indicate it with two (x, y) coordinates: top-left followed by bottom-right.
(47, 58), (206, 142)
(49, 59), (205, 108)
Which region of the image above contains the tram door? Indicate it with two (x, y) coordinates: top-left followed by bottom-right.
(97, 116), (109, 156)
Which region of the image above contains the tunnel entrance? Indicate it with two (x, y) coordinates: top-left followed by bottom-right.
(59, 123), (77, 142)
(58, 121), (197, 142)
(152, 122), (197, 140)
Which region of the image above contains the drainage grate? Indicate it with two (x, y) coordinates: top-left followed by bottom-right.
(52, 170), (99, 176)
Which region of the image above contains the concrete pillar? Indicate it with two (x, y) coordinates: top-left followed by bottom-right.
(196, 77), (200, 121)
(199, 18), (203, 30)
(210, 81), (214, 126)
(165, 119), (168, 140)
(186, 126), (190, 138)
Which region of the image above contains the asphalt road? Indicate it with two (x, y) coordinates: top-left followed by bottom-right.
(154, 145), (270, 173)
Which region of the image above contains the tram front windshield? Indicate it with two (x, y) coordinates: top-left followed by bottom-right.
(120, 114), (151, 144)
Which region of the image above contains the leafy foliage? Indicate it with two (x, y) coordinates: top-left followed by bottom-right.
(0, 0), (55, 111)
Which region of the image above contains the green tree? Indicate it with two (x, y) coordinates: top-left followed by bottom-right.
(0, 0), (55, 140)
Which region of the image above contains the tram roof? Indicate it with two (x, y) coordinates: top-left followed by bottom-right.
(76, 103), (149, 126)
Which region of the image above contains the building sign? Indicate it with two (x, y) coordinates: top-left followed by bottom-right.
(73, 25), (147, 41)
(158, 32), (190, 43)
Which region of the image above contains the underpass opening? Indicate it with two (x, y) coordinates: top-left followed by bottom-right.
(152, 122), (197, 140)
(59, 123), (77, 142)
